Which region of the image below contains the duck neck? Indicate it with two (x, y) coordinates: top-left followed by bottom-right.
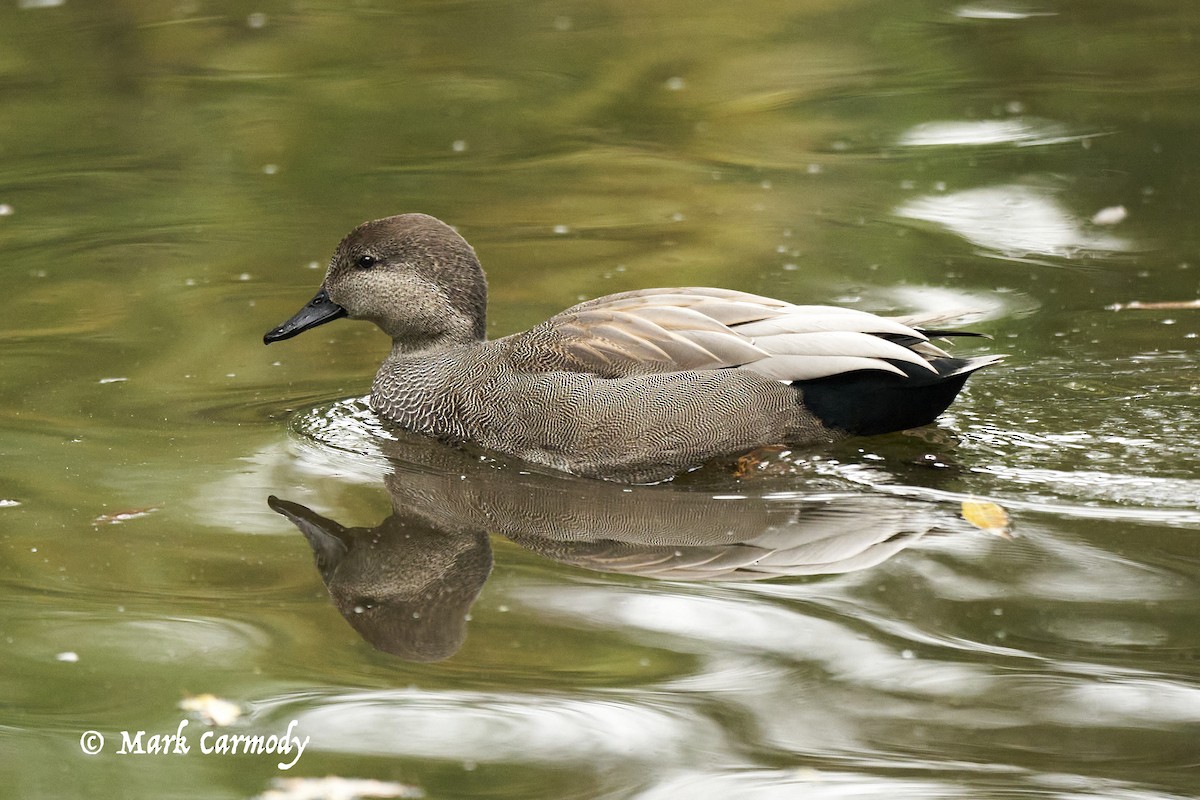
(386, 329), (483, 362)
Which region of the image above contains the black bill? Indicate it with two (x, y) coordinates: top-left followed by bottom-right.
(263, 288), (348, 344)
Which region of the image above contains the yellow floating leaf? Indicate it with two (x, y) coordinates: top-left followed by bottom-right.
(961, 499), (1012, 537)
(180, 694), (242, 727)
(732, 445), (792, 478)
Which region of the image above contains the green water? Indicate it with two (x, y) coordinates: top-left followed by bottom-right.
(3, 1), (1199, 798)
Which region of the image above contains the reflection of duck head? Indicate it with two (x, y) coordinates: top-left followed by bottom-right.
(272, 430), (973, 661)
(268, 494), (491, 662)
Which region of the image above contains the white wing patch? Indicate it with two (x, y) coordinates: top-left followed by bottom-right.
(750, 331), (939, 374)
(546, 287), (968, 381)
(741, 355), (909, 381)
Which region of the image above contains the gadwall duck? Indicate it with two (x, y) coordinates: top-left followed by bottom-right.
(264, 213), (1001, 482)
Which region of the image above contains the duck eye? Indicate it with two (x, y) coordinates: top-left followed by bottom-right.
(355, 254), (377, 270)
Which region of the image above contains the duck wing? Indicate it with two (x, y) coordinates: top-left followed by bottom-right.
(503, 287), (975, 380)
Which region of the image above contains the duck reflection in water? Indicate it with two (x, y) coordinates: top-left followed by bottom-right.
(269, 431), (979, 662)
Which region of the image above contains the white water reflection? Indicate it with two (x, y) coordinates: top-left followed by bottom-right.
(980, 465), (1200, 512)
(1054, 679), (1200, 725)
(953, 5), (1057, 21)
(293, 690), (725, 763)
(639, 769), (1192, 800)
(519, 586), (998, 696)
(1042, 617), (1169, 648)
(510, 577), (1200, 798)
(191, 402), (391, 534)
(636, 768), (985, 800)
(894, 184), (1132, 258)
(897, 118), (1085, 148)
(862, 285), (1026, 322)
(50, 616), (271, 664)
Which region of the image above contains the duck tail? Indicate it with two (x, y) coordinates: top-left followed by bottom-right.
(795, 354), (1002, 437)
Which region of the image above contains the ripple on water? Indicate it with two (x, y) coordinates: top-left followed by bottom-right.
(636, 769), (1001, 800)
(635, 768), (1194, 800)
(231, 341), (1200, 799)
(504, 567), (1200, 787)
(3, 610), (275, 730)
(25, 613), (272, 666)
(794, 407), (1200, 529)
(512, 584), (999, 698)
(291, 396), (396, 455)
(188, 398), (394, 533)
(259, 688), (725, 766)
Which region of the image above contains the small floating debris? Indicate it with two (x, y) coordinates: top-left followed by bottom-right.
(1091, 205), (1127, 225)
(961, 499), (1013, 538)
(257, 776), (424, 800)
(732, 445), (793, 477)
(1108, 299), (1200, 311)
(93, 507), (160, 526)
(56, 651), (80, 663)
(0, 499), (20, 508)
(98, 377), (128, 384)
(180, 694), (243, 727)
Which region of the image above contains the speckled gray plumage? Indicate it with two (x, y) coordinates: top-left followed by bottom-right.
(265, 213), (1001, 482)
(370, 342), (833, 482)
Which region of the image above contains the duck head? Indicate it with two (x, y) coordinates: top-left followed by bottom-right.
(263, 213), (487, 350)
